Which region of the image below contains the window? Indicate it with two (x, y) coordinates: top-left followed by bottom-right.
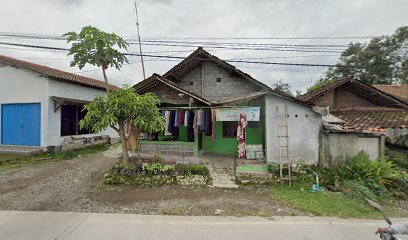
(61, 105), (92, 136)
(223, 121), (238, 138)
(189, 81), (194, 85)
(216, 77), (221, 82)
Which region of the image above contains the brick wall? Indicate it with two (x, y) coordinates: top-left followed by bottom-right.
(310, 87), (376, 110)
(148, 82), (194, 105)
(333, 87), (376, 109)
(178, 63), (261, 102)
(62, 135), (109, 151)
(139, 143), (194, 157)
(310, 90), (334, 109)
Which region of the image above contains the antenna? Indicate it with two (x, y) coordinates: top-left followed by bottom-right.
(134, 1), (146, 80)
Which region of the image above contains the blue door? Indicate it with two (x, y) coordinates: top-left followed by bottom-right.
(1, 103), (41, 146)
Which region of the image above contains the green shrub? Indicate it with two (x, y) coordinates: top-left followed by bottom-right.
(153, 151), (162, 164)
(317, 151), (408, 200)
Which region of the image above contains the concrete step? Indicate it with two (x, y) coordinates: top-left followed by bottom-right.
(0, 145), (45, 155)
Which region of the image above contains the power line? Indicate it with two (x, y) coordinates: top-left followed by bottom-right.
(0, 41), (339, 67)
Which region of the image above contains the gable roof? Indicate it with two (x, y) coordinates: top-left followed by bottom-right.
(163, 47), (271, 91)
(0, 54), (119, 91)
(134, 73), (211, 105)
(298, 77), (408, 110)
(373, 84), (408, 103)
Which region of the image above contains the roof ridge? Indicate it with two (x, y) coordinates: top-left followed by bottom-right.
(0, 54), (119, 90)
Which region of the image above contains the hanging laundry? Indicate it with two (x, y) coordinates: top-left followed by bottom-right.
(174, 111), (179, 128)
(204, 110), (212, 136)
(169, 111), (176, 134)
(184, 111), (189, 127)
(164, 111), (171, 136)
(199, 110), (205, 132)
(179, 110), (185, 125)
(237, 113), (248, 158)
(187, 110), (195, 141)
(196, 110), (201, 132)
(193, 111), (200, 136)
(211, 108), (216, 143)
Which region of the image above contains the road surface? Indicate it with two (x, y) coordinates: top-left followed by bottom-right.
(0, 211), (407, 240)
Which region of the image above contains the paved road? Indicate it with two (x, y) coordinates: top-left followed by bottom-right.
(0, 211), (407, 240)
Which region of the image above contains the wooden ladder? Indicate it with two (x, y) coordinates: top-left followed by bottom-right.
(275, 105), (292, 186)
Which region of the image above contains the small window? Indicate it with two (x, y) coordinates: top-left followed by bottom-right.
(223, 121), (238, 138)
(61, 105), (93, 136)
(216, 77), (221, 82)
(190, 81), (194, 85)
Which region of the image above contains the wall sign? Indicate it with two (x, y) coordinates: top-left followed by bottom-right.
(215, 107), (260, 121)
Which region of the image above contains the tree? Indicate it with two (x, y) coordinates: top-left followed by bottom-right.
(272, 79), (294, 96)
(310, 26), (408, 91)
(64, 26), (129, 93)
(79, 87), (165, 165)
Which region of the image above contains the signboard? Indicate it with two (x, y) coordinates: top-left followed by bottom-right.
(215, 107), (260, 121)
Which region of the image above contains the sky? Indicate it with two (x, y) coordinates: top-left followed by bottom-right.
(0, 0), (407, 94)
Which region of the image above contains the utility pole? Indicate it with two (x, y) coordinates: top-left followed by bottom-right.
(134, 1), (146, 80)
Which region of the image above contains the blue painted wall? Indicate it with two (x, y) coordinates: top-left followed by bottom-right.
(1, 103), (41, 146)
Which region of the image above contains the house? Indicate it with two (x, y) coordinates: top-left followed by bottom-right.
(0, 55), (119, 152)
(299, 77), (408, 149)
(134, 48), (323, 165)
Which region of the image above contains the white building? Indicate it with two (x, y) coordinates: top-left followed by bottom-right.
(0, 55), (118, 151)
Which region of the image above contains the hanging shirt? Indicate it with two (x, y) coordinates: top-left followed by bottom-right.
(211, 108), (216, 143)
(193, 111), (199, 136)
(184, 111), (189, 127)
(164, 111), (171, 136)
(174, 111), (179, 128)
(204, 110), (212, 136)
(237, 113), (248, 158)
(169, 111), (176, 134)
(179, 110), (185, 125)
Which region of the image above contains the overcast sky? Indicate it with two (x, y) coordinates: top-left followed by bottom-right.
(0, 0), (407, 93)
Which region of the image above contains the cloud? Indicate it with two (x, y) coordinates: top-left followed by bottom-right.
(0, 0), (407, 92)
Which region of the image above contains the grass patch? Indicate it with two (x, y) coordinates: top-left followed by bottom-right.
(0, 143), (111, 171)
(270, 181), (399, 218)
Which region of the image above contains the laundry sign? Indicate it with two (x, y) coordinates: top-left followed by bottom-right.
(215, 107), (260, 121)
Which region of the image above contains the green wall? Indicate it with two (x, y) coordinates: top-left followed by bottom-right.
(202, 99), (265, 156)
(179, 126), (188, 142)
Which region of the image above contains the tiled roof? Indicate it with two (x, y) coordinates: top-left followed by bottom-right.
(373, 84), (408, 102)
(298, 77), (352, 102)
(331, 107), (408, 132)
(298, 77), (408, 109)
(0, 55), (119, 91)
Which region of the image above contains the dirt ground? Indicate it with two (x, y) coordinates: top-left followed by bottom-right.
(0, 152), (302, 217)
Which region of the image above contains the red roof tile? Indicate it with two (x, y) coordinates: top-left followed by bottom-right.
(0, 55), (119, 91)
(332, 108), (408, 132)
(373, 85), (408, 102)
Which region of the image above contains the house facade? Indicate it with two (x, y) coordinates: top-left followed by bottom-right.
(134, 48), (323, 164)
(299, 77), (408, 149)
(0, 55), (118, 151)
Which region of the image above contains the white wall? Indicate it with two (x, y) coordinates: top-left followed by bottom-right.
(0, 64), (49, 146)
(265, 94), (322, 165)
(47, 80), (118, 147)
(320, 133), (381, 166)
(0, 63), (118, 147)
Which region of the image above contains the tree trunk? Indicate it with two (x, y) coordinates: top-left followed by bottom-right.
(102, 66), (110, 94)
(119, 122), (130, 165)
